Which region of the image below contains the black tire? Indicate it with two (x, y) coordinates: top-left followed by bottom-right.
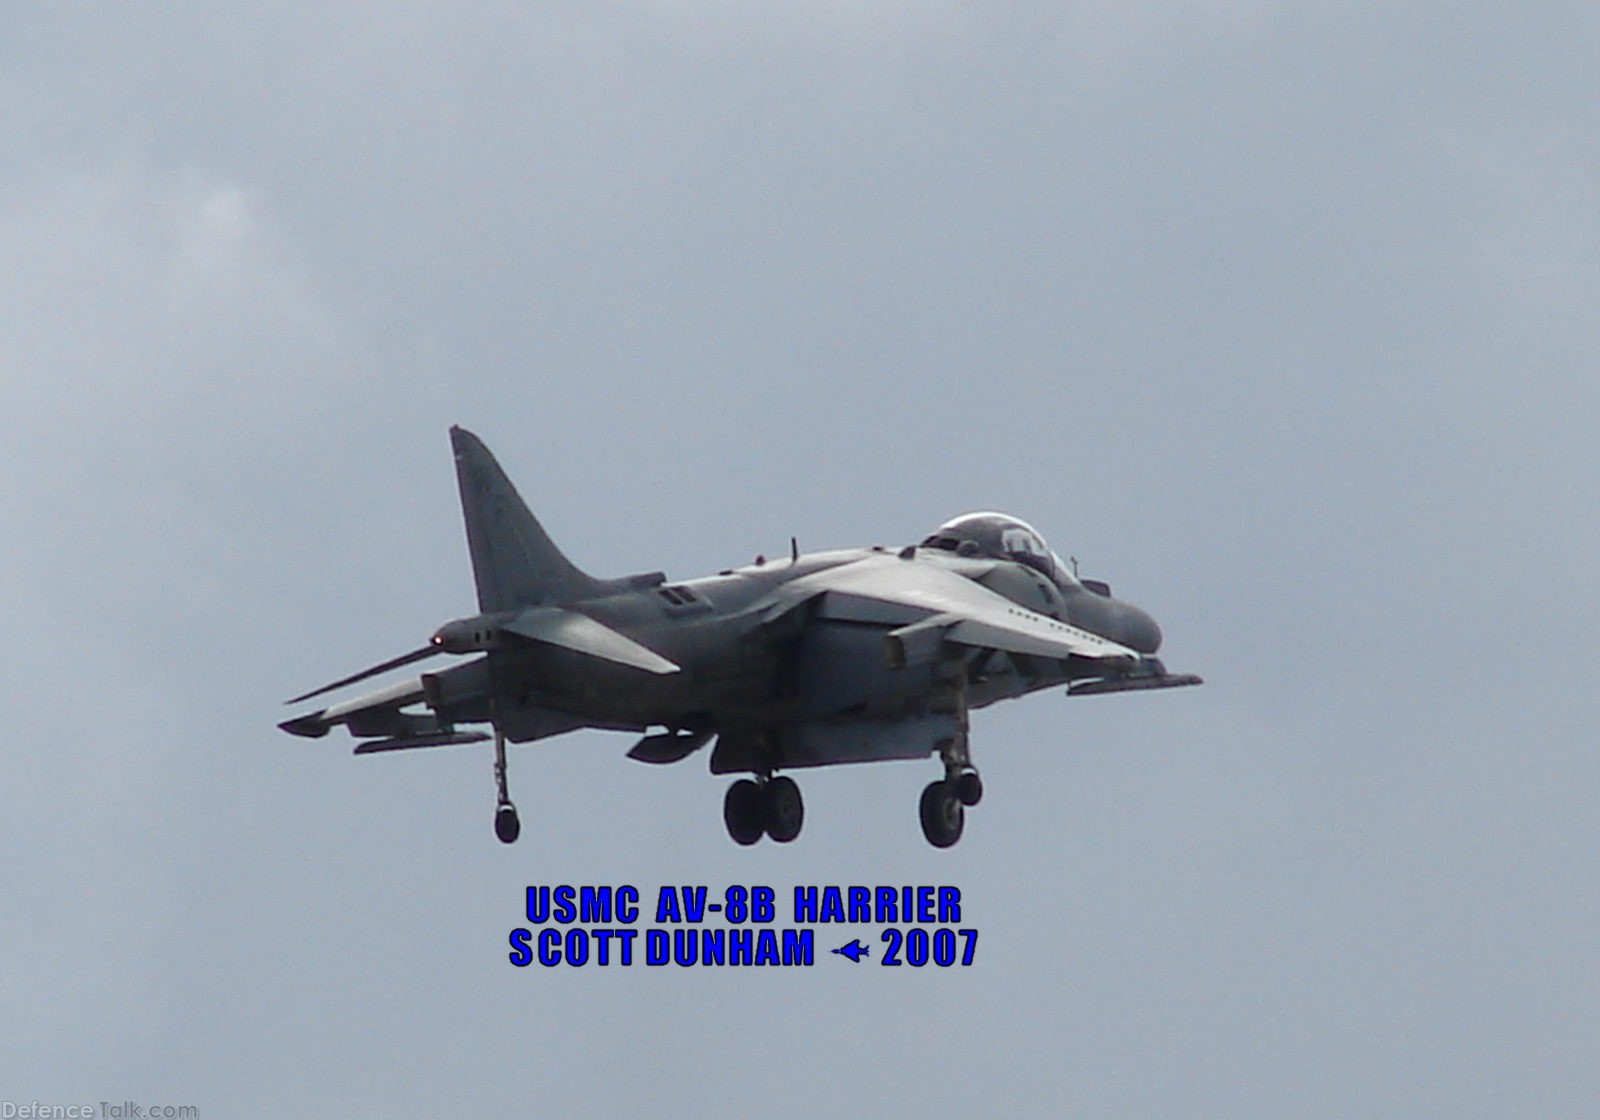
(494, 804), (521, 844)
(919, 780), (964, 848)
(954, 770), (984, 807)
(763, 776), (804, 843)
(724, 779), (765, 845)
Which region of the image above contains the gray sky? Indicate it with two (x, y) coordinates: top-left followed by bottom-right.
(4, 4), (1598, 1116)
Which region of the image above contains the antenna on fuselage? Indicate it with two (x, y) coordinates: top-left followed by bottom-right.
(791, 536), (799, 564)
(1070, 555), (1080, 577)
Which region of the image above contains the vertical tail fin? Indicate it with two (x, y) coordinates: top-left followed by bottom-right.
(450, 426), (604, 610)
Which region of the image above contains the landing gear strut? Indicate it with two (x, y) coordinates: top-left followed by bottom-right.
(723, 774), (805, 845)
(919, 712), (982, 847)
(492, 725), (520, 844)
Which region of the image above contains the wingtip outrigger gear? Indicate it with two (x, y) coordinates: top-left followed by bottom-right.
(491, 721), (520, 843)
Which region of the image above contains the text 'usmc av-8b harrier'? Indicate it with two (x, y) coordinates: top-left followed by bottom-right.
(282, 428), (1201, 847)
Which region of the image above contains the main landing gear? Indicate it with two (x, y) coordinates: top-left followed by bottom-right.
(723, 774), (804, 845)
(719, 759), (982, 848)
(492, 725), (521, 844)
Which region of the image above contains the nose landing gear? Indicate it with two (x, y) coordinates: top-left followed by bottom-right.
(920, 779), (964, 847)
(954, 769), (983, 807)
(919, 727), (981, 848)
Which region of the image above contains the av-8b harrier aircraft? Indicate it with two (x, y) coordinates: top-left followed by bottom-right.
(282, 428), (1200, 847)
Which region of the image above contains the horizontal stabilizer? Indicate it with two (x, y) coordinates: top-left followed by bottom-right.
(504, 608), (679, 674)
(353, 731), (492, 754)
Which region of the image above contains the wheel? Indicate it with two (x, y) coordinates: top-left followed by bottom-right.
(763, 775), (804, 843)
(494, 803), (521, 844)
(723, 779), (764, 845)
(919, 780), (964, 848)
(954, 770), (984, 807)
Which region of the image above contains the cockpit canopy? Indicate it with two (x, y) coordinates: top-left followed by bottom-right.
(920, 512), (1075, 587)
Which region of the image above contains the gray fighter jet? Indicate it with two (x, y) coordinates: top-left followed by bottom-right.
(281, 428), (1201, 847)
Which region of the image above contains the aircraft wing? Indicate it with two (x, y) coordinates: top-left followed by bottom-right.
(279, 677), (425, 737)
(279, 658), (492, 748)
(782, 555), (1142, 665)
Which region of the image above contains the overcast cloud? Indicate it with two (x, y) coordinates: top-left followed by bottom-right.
(3, 4), (1597, 1117)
